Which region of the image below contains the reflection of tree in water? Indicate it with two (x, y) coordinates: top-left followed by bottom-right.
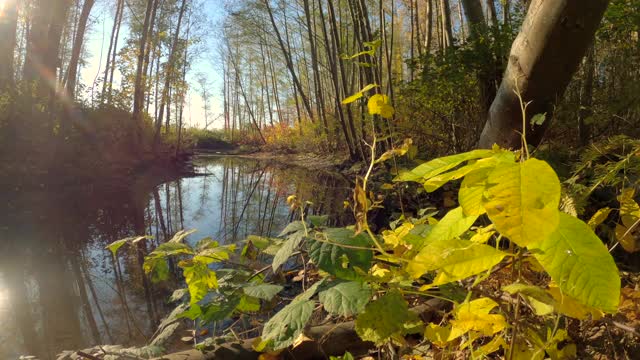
(0, 157), (350, 359)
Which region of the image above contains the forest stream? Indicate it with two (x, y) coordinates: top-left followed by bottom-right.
(0, 156), (350, 360)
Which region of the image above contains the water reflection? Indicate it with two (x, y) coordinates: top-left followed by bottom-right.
(0, 156), (350, 359)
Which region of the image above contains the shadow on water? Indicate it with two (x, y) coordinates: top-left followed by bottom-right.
(0, 156), (351, 359)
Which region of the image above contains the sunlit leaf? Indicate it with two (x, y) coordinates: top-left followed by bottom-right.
(395, 149), (495, 182)
(588, 207), (612, 229)
(483, 159), (561, 247)
(531, 213), (620, 313)
(407, 236), (506, 281)
(342, 84), (379, 105)
(450, 298), (506, 337)
(180, 258), (218, 304)
(409, 207), (478, 253)
(169, 229), (197, 243)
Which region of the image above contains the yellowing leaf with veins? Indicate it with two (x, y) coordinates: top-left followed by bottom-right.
(450, 298), (507, 337)
(483, 158), (561, 247)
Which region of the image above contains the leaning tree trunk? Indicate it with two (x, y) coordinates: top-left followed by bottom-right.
(65, 0), (95, 100)
(478, 0), (610, 149)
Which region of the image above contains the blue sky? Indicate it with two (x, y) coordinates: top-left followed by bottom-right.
(80, 0), (225, 129)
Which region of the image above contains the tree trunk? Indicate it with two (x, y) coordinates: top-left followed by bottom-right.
(263, 0), (314, 122)
(155, 0), (188, 143)
(65, 0), (95, 100)
(101, 0), (123, 102)
(0, 0), (19, 89)
(439, 0), (454, 49)
(487, 0), (498, 25)
(132, 0), (155, 126)
(478, 0), (610, 149)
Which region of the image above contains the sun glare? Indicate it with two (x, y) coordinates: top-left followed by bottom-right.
(0, 0), (6, 15)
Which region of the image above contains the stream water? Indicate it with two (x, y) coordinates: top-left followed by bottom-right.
(0, 156), (350, 360)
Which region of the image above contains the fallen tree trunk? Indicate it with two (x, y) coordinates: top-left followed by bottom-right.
(155, 299), (446, 360)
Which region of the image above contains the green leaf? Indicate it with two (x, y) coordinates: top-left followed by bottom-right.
(272, 230), (305, 272)
(237, 295), (261, 312)
(395, 149), (494, 182)
(355, 290), (422, 345)
(502, 283), (555, 316)
(279, 221), (306, 237)
(180, 259), (218, 304)
(106, 239), (129, 257)
(308, 215), (329, 227)
(106, 236), (152, 257)
(153, 242), (194, 257)
(342, 84), (379, 105)
(261, 299), (315, 350)
(422, 152), (513, 192)
(318, 281), (372, 317)
(330, 352), (355, 360)
(411, 207), (478, 252)
(169, 229), (197, 243)
(407, 238), (507, 282)
(243, 284), (284, 301)
(308, 228), (373, 280)
(530, 213), (620, 313)
(483, 158), (561, 247)
(200, 296), (241, 323)
(530, 113), (547, 126)
(178, 304), (202, 320)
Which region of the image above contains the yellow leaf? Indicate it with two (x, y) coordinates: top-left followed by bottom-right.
(382, 223), (414, 248)
(483, 159), (561, 247)
(547, 285), (604, 320)
(367, 94), (395, 119)
(588, 207), (612, 229)
(450, 298), (507, 337)
(424, 323), (453, 346)
(342, 83), (379, 104)
(470, 224), (495, 244)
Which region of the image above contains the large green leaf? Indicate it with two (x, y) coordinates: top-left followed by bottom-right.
(483, 159), (561, 247)
(530, 213), (620, 313)
(243, 284), (284, 301)
(411, 207), (477, 252)
(395, 149), (494, 182)
(355, 290), (422, 345)
(422, 152), (514, 192)
(318, 281), (372, 317)
(272, 230), (305, 272)
(261, 299), (315, 350)
(308, 228), (373, 280)
(406, 238), (507, 282)
(459, 167), (492, 216)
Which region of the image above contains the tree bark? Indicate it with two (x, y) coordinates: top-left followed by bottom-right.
(65, 0), (95, 100)
(478, 0), (610, 149)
